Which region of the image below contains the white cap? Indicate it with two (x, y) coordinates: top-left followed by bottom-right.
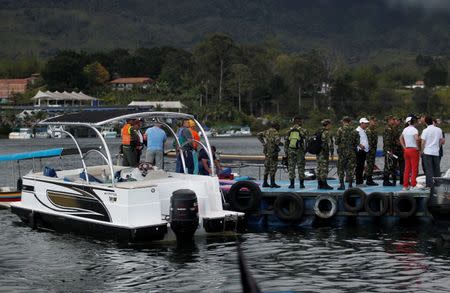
(405, 117), (412, 123)
(359, 117), (369, 124)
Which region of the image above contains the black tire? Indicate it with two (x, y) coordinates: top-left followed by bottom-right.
(314, 195), (338, 219)
(394, 194), (417, 218)
(228, 181), (262, 212)
(342, 188), (366, 212)
(365, 192), (389, 217)
(273, 193), (304, 222)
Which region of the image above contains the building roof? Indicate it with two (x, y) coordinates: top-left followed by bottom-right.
(110, 77), (154, 84)
(415, 80), (425, 85)
(128, 101), (186, 109)
(31, 90), (98, 101)
(0, 78), (29, 85)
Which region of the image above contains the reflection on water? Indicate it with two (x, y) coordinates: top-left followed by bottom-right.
(1, 137), (450, 292)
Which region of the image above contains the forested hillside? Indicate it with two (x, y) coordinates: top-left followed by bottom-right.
(0, 0), (449, 60)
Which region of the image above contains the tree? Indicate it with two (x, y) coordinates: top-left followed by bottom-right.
(42, 50), (90, 91)
(83, 62), (110, 92)
(228, 64), (253, 112)
(193, 33), (237, 102)
(424, 63), (448, 87)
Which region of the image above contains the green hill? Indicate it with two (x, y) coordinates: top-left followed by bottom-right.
(0, 0), (449, 61)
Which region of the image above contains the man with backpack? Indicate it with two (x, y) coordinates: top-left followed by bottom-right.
(285, 116), (309, 189)
(257, 122), (283, 188)
(315, 119), (334, 190)
(335, 116), (359, 190)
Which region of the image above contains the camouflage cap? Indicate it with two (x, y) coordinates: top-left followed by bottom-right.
(341, 116), (352, 123)
(321, 119), (332, 126)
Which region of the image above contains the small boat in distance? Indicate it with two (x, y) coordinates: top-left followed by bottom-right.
(8, 128), (34, 139)
(101, 127), (118, 138)
(214, 126), (252, 137)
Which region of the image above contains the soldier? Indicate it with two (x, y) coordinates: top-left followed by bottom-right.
(316, 119), (334, 190)
(335, 116), (359, 190)
(393, 116), (405, 185)
(365, 116), (379, 186)
(285, 116), (308, 189)
(382, 115), (397, 186)
(257, 122), (283, 188)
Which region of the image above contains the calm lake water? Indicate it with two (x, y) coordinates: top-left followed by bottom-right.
(1, 137), (450, 292)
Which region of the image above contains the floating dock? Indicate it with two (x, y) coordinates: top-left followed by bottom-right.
(222, 179), (431, 228)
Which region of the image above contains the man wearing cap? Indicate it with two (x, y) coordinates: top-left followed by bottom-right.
(335, 116), (359, 190)
(355, 117), (370, 186)
(285, 116), (308, 189)
(316, 119), (334, 190)
(365, 116), (379, 186)
(383, 116), (398, 186)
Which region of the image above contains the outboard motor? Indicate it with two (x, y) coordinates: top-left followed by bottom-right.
(170, 189), (199, 242)
(428, 177), (450, 222)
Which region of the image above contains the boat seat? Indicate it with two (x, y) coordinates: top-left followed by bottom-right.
(79, 171), (103, 183)
(43, 166), (57, 178)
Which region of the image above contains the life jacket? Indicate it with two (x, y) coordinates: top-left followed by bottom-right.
(121, 123), (132, 145)
(191, 129), (200, 150)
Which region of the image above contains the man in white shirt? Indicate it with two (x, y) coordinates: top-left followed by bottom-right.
(355, 117), (370, 186)
(421, 116), (445, 187)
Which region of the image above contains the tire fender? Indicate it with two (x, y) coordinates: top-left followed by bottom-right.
(342, 188), (366, 212)
(228, 180), (262, 212)
(273, 193), (304, 222)
(314, 194), (338, 219)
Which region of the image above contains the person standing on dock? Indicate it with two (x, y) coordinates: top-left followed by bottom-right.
(286, 116), (308, 189)
(394, 116), (405, 185)
(421, 116), (445, 188)
(355, 117), (370, 187)
(335, 116), (359, 190)
(383, 116), (397, 186)
(365, 116), (379, 186)
(257, 122), (283, 188)
(400, 116), (420, 190)
(316, 119), (334, 190)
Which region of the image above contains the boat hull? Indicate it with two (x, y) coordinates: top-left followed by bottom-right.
(11, 205), (168, 243)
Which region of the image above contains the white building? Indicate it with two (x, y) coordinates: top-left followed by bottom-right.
(128, 101), (186, 112)
(32, 90), (98, 107)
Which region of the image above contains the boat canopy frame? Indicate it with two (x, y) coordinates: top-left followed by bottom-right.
(39, 111), (216, 187)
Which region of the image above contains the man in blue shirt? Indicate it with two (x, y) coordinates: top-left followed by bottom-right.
(144, 123), (167, 169)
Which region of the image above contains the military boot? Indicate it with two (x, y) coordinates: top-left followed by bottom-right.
(383, 174), (394, 186)
(337, 179), (345, 190)
(270, 175), (281, 188)
(262, 174), (270, 187)
(322, 179), (334, 190)
(299, 179), (305, 189)
(348, 179), (353, 188)
(366, 176), (378, 186)
(288, 178), (295, 189)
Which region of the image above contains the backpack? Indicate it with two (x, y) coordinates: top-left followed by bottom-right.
(288, 129), (303, 149)
(306, 130), (323, 155)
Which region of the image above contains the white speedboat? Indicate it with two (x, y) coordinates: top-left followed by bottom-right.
(8, 128), (34, 139)
(10, 110), (244, 243)
(101, 127), (117, 138)
(34, 126), (50, 139)
(48, 125), (67, 138)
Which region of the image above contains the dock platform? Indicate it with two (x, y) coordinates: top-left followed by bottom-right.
(222, 179), (431, 228)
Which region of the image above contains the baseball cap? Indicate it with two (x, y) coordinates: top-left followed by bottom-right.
(405, 117), (412, 123)
(359, 117), (369, 124)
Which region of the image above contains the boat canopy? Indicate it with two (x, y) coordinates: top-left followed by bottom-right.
(0, 148), (63, 162)
(39, 110), (194, 126)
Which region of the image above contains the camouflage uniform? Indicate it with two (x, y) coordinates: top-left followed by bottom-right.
(335, 125), (358, 181)
(393, 125), (404, 184)
(365, 125), (378, 178)
(257, 127), (282, 177)
(285, 125), (308, 180)
(383, 125), (397, 179)
(316, 128), (334, 180)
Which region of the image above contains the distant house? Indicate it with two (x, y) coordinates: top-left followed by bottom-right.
(405, 80), (425, 89)
(0, 78), (30, 103)
(110, 77), (155, 91)
(32, 90), (98, 107)
(128, 101), (186, 112)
